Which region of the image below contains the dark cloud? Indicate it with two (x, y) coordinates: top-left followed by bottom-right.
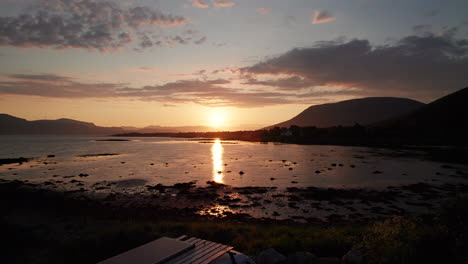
(0, 0), (187, 51)
(312, 10), (336, 24)
(412, 24), (432, 34)
(0, 73), (353, 107)
(194, 36), (207, 45)
(8, 73), (72, 82)
(242, 76), (316, 90)
(241, 32), (468, 101)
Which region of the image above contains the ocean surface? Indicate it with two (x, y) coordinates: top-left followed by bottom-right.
(1, 135), (467, 190)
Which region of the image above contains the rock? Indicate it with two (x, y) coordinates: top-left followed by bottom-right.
(286, 252), (318, 264)
(317, 257), (341, 264)
(256, 248), (287, 264)
(239, 171), (245, 175)
(47, 155), (55, 158)
(342, 249), (364, 264)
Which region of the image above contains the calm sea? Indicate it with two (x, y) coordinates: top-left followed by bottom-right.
(1, 135), (467, 190)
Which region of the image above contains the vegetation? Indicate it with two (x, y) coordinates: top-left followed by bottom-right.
(2, 181), (468, 263)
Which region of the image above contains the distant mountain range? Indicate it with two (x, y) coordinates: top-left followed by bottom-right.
(0, 114), (250, 135)
(267, 97), (425, 129)
(2, 87), (467, 136)
(0, 114), (125, 135)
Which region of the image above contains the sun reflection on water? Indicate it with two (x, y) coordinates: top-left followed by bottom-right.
(212, 138), (224, 183)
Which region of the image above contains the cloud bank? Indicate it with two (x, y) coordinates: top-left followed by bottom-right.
(242, 31), (468, 100)
(0, 72), (358, 107)
(2, 30), (467, 107)
(0, 0), (189, 51)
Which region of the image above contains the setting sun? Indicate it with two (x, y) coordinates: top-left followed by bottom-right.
(209, 111), (226, 128)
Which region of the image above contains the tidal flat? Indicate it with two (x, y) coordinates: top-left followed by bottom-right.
(2, 136), (468, 263)
(1, 135), (468, 223)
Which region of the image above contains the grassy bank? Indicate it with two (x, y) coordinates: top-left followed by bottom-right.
(2, 180), (468, 263)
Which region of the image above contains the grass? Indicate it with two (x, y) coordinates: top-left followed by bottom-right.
(2, 181), (468, 263)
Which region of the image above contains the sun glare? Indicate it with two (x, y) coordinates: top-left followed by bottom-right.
(209, 111), (226, 128)
(212, 139), (224, 183)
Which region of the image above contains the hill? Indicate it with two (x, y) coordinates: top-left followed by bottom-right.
(380, 87), (468, 139)
(268, 97), (425, 129)
(0, 114), (124, 135)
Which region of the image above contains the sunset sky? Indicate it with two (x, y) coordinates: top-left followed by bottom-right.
(1, 0), (467, 129)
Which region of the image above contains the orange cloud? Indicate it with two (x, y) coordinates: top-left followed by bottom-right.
(256, 7), (270, 15)
(312, 10), (336, 24)
(192, 0), (208, 8)
(214, 0), (235, 7)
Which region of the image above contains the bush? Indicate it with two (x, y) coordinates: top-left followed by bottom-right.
(359, 216), (451, 264)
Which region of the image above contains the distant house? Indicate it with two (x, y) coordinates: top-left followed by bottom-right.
(280, 129), (293, 137)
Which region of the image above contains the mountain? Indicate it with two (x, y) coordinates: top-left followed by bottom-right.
(268, 97), (425, 129)
(0, 114), (125, 135)
(381, 87), (468, 138)
(138, 125), (215, 133)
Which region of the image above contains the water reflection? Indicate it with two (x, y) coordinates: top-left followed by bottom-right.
(212, 138), (224, 183)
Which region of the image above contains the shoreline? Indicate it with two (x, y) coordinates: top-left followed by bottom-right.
(2, 178), (468, 263)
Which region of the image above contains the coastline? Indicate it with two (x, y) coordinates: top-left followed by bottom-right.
(2, 178), (468, 263)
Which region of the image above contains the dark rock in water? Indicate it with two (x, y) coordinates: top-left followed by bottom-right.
(350, 164), (356, 168)
(0, 157), (30, 165)
(78, 173), (89, 177)
(173, 181), (196, 190)
(291, 181), (298, 184)
(331, 163), (337, 167)
(147, 184), (166, 192)
(372, 170), (383, 174)
(95, 139), (130, 141)
(272, 211), (280, 216)
(150, 163), (154, 165)
(114, 179), (148, 188)
(121, 162), (125, 164)
(289, 168), (293, 171)
(47, 155), (55, 158)
(78, 153), (119, 157)
(270, 177), (276, 181)
(339, 164), (344, 166)
(206, 181), (226, 188)
(315, 170), (321, 174)
(239, 171), (245, 175)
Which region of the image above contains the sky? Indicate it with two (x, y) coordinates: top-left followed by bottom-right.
(0, 0), (467, 129)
